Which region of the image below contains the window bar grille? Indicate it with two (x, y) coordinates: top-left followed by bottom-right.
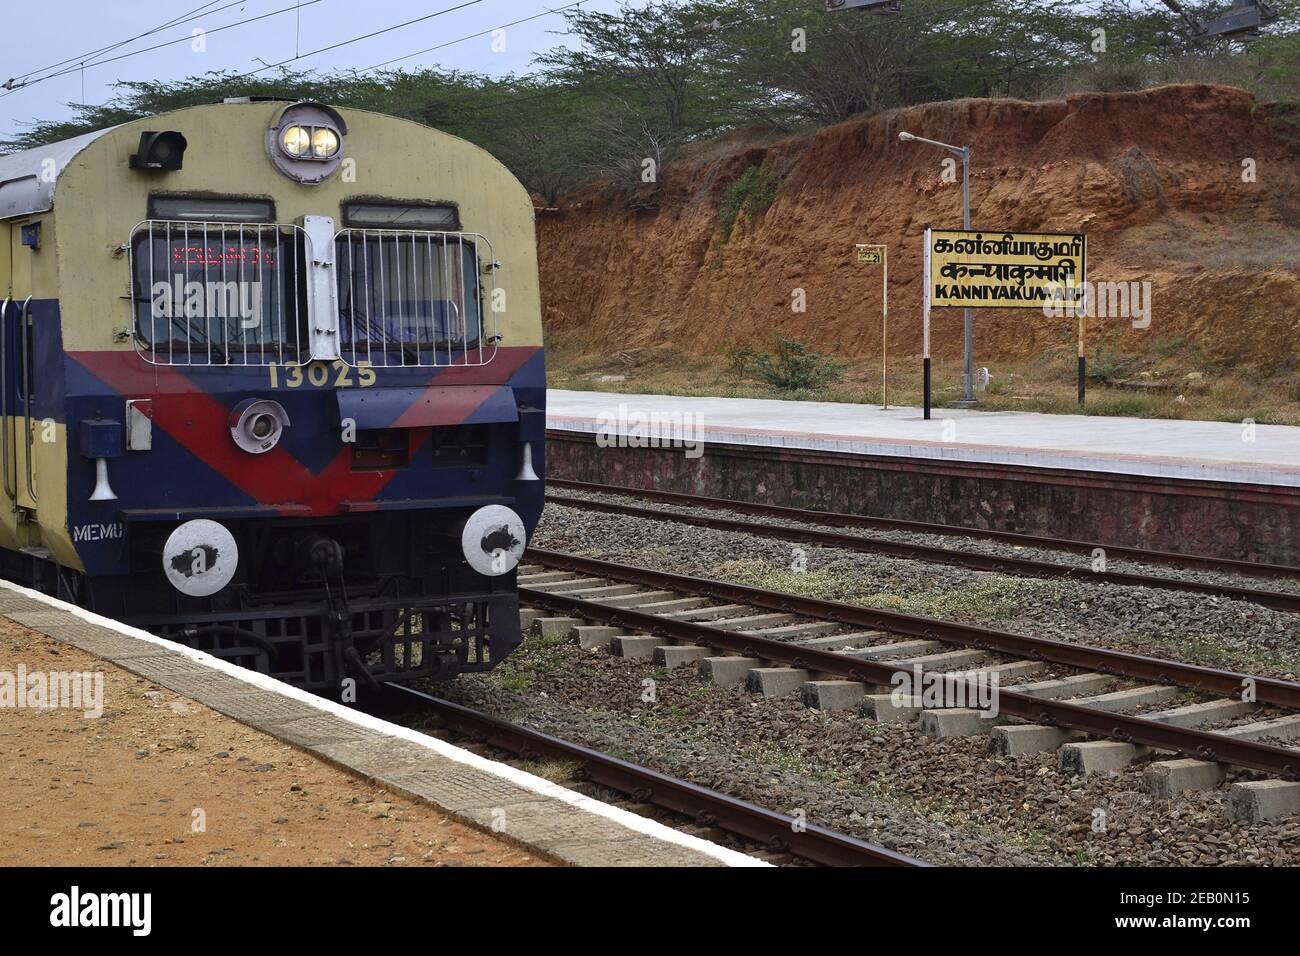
(129, 220), (310, 367)
(477, 235), (485, 366)
(441, 231), (453, 366)
(395, 231), (406, 367)
(173, 220), (180, 366)
(202, 221), (213, 366)
(334, 228), (495, 369)
(274, 227), (281, 366)
(426, 232), (436, 366)
(292, 224), (302, 362)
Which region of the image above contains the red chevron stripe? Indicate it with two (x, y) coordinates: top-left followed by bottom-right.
(69, 348), (543, 512)
(127, 365), (399, 513)
(67, 352), (535, 514)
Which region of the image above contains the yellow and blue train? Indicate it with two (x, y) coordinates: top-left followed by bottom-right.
(0, 99), (545, 690)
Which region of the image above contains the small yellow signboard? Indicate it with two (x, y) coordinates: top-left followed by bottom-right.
(928, 229), (1085, 309)
(856, 245), (883, 265)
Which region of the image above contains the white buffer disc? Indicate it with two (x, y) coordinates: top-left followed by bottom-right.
(461, 505), (526, 577)
(163, 519), (239, 597)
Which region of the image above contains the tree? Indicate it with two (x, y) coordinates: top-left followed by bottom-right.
(537, 1), (740, 175)
(709, 0), (1093, 125)
(3, 0), (1295, 198)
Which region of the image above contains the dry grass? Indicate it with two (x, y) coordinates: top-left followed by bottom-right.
(545, 338), (1300, 426)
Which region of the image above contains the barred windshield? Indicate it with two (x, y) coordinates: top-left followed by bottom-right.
(130, 222), (310, 365)
(335, 230), (487, 367)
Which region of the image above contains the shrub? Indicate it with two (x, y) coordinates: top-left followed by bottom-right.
(754, 333), (843, 391)
(1087, 345), (1137, 383)
(720, 342), (759, 376)
(716, 164), (779, 241)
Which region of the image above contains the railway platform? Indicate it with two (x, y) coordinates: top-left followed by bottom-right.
(0, 580), (758, 868)
(545, 390), (1300, 565)
(548, 390), (1300, 487)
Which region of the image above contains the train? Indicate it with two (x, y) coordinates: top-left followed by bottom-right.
(0, 98), (545, 692)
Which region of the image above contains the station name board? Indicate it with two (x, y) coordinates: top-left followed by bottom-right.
(927, 229), (1086, 309)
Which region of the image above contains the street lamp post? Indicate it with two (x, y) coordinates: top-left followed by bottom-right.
(899, 130), (975, 405)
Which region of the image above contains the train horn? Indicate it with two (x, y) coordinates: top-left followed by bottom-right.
(89, 458), (117, 501)
(516, 441), (539, 482)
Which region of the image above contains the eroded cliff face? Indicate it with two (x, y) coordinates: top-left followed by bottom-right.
(537, 85), (1300, 375)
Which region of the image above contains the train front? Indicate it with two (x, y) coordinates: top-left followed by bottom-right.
(55, 101), (546, 691)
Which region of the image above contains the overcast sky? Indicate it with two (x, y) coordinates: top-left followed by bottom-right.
(0, 0), (645, 141)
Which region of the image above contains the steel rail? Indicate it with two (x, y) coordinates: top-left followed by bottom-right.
(382, 683), (926, 867)
(549, 478), (1300, 583)
(527, 548), (1300, 710)
(523, 551), (1300, 779)
(546, 488), (1300, 614)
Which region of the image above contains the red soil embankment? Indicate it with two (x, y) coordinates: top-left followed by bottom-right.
(538, 85), (1300, 375)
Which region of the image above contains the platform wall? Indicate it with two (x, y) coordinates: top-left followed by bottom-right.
(546, 431), (1300, 566)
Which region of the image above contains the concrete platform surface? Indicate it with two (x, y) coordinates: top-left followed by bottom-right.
(549, 389), (1300, 487)
(0, 580), (764, 868)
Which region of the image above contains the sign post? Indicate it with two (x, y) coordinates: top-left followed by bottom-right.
(1076, 235), (1089, 406)
(922, 228), (1086, 417)
(922, 227), (932, 420)
(856, 243), (888, 409)
(1078, 309), (1086, 406)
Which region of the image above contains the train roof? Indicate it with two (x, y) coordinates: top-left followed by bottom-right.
(0, 100), (502, 223)
(0, 126), (120, 219)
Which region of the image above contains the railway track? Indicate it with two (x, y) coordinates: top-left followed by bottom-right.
(547, 480), (1300, 612)
(379, 683), (925, 867)
(520, 550), (1300, 784)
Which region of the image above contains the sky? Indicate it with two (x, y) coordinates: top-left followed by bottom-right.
(0, 0), (645, 141)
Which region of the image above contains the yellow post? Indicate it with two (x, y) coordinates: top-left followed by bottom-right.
(855, 243), (888, 409)
(882, 245), (889, 410)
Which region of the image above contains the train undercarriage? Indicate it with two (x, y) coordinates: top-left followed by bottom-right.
(0, 511), (523, 693)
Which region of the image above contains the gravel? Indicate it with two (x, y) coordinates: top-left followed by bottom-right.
(424, 637), (1300, 867)
(401, 494), (1300, 866)
(534, 500), (1300, 680)
(430, 654), (1057, 865)
(550, 486), (1300, 596)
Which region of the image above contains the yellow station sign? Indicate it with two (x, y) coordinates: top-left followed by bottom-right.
(928, 229), (1086, 309)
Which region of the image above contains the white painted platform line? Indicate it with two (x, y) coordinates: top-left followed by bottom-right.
(548, 389), (1300, 487)
(0, 578), (769, 868)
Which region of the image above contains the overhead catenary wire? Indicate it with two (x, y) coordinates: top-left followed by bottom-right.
(226, 0), (490, 81)
(0, 0), (327, 100)
(0, 0), (579, 138)
(348, 0), (591, 76)
(5, 0), (229, 88)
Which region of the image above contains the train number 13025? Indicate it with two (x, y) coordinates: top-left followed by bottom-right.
(268, 361), (377, 389)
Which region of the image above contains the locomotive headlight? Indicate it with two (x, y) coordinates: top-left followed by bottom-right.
(280, 125), (312, 158)
(229, 399), (290, 455)
(311, 127), (340, 158)
(267, 102), (348, 184)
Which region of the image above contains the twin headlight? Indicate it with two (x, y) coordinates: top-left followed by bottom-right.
(267, 102), (348, 185)
(279, 124), (340, 160)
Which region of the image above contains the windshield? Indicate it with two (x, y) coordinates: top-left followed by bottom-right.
(335, 230), (486, 366)
(131, 222), (310, 365)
